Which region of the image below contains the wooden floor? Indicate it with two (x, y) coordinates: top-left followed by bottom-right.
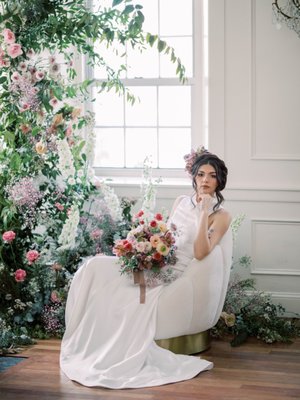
(0, 337), (300, 400)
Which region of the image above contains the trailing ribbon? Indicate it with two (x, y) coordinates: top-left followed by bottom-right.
(133, 269), (146, 304)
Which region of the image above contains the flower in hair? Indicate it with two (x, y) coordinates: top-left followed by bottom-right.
(183, 146), (208, 176)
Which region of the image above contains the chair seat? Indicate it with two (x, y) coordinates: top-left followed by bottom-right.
(155, 227), (233, 353)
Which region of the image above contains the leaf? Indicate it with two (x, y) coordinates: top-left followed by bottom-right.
(112, 0), (124, 7)
(157, 40), (167, 52)
(122, 5), (134, 15)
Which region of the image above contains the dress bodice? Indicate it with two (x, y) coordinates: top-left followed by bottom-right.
(168, 195), (218, 272)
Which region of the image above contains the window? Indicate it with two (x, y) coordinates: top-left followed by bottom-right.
(87, 0), (207, 178)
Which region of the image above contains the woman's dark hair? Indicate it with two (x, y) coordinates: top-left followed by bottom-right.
(191, 152), (228, 210)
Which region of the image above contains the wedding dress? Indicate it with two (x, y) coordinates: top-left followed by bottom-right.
(60, 195), (215, 389)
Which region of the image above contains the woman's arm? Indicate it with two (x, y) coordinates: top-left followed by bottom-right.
(193, 195), (231, 260)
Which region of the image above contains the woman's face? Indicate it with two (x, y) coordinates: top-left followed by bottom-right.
(195, 163), (218, 196)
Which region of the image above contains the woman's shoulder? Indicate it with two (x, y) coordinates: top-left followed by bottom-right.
(214, 207), (232, 228)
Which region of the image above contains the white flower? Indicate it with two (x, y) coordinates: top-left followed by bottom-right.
(57, 204), (80, 250)
(56, 138), (76, 182)
(100, 182), (122, 221)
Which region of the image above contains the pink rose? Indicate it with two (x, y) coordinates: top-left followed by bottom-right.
(7, 43), (23, 59)
(26, 249), (40, 264)
(2, 230), (16, 243)
(2, 28), (15, 44)
(14, 269), (26, 282)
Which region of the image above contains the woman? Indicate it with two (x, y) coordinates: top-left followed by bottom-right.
(60, 147), (231, 389)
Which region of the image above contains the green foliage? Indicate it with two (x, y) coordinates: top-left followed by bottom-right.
(211, 256), (300, 346)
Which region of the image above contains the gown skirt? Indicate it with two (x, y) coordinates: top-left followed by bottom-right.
(60, 255), (213, 389)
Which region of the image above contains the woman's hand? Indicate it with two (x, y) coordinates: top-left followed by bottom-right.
(196, 191), (215, 213)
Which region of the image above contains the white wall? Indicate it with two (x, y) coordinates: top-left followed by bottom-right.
(111, 0), (300, 315)
(208, 0), (300, 314)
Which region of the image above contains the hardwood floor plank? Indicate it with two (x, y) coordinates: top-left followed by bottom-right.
(0, 337), (299, 400)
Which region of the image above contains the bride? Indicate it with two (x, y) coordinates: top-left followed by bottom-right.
(60, 147), (231, 389)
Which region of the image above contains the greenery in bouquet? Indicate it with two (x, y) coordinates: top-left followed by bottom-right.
(0, 0), (185, 350)
(113, 210), (178, 286)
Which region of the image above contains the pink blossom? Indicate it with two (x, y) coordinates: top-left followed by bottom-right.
(90, 229), (103, 240)
(2, 28), (15, 44)
(65, 125), (72, 137)
(0, 57), (10, 68)
(49, 55), (56, 64)
(18, 61), (27, 71)
(2, 230), (16, 243)
(26, 49), (35, 59)
(19, 102), (30, 112)
(35, 70), (45, 81)
(7, 43), (23, 58)
(49, 97), (59, 108)
(26, 249), (40, 264)
(55, 202), (64, 211)
(14, 269), (26, 282)
(11, 71), (20, 82)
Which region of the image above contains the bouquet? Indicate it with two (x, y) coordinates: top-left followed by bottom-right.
(113, 210), (178, 303)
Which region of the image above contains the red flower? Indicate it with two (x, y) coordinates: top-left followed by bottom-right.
(135, 210), (144, 218)
(155, 213), (163, 221)
(152, 252), (162, 261)
(14, 269), (26, 282)
(150, 220), (157, 228)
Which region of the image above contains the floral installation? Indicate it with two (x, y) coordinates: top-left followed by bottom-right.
(113, 210), (178, 289)
(0, 0), (185, 352)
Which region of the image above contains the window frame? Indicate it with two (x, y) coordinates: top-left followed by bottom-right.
(83, 0), (206, 181)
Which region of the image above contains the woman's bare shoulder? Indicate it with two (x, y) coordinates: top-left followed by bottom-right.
(215, 208), (232, 228)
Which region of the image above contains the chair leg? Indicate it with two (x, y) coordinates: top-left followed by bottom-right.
(155, 330), (211, 355)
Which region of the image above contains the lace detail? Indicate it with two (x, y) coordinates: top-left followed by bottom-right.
(124, 267), (181, 288)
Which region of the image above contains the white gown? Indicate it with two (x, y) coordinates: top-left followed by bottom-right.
(60, 196), (214, 389)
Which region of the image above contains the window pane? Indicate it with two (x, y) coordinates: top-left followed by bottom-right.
(160, 37), (193, 78)
(160, 0), (193, 36)
(158, 86), (191, 126)
(125, 128), (158, 167)
(93, 88), (124, 126)
(159, 128), (191, 168)
(93, 41), (126, 80)
(126, 45), (159, 78)
(137, 0), (159, 33)
(126, 86), (157, 126)
(94, 128), (124, 167)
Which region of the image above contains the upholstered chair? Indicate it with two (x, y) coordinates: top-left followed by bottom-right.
(155, 226), (233, 354)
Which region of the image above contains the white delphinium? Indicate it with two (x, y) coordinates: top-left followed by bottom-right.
(56, 138), (76, 181)
(100, 182), (123, 221)
(57, 204), (80, 251)
(82, 112), (96, 164)
(141, 156), (162, 218)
